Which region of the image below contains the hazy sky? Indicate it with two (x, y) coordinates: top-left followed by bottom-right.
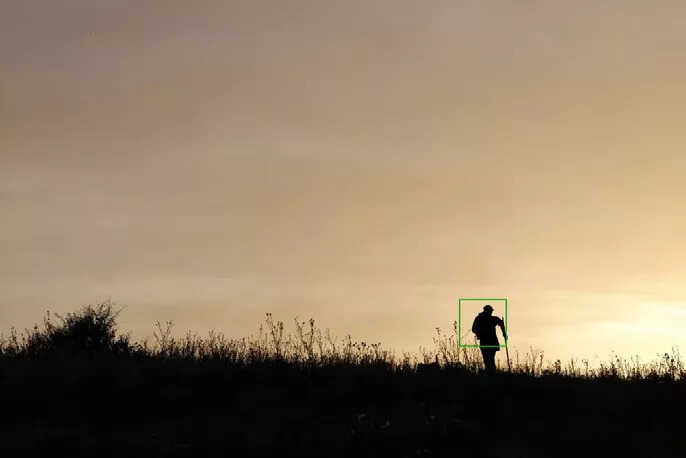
(3, 1), (686, 364)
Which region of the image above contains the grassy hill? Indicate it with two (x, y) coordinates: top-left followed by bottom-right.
(1, 303), (684, 457)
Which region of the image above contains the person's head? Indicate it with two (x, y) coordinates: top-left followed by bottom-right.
(483, 305), (493, 315)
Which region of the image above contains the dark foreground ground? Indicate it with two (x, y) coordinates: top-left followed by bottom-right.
(1, 357), (684, 458)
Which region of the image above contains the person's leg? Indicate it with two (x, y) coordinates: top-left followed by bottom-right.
(485, 349), (496, 372)
(480, 347), (489, 371)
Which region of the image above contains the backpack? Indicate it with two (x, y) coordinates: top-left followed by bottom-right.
(471, 313), (484, 339)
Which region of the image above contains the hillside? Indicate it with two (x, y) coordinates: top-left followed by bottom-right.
(1, 304), (684, 457)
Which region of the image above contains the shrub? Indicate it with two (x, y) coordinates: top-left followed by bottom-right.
(21, 301), (132, 358)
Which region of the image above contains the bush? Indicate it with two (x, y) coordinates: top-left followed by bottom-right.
(20, 301), (132, 358)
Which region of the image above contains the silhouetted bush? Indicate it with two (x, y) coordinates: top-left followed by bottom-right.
(12, 301), (133, 358)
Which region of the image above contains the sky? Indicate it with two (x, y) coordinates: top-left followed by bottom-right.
(2, 1), (686, 365)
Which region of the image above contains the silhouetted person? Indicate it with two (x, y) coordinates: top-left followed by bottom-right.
(472, 305), (506, 373)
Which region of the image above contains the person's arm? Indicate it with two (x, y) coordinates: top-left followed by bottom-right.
(472, 317), (480, 339)
(497, 317), (507, 341)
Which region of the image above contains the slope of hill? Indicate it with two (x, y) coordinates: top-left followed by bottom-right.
(1, 303), (683, 457)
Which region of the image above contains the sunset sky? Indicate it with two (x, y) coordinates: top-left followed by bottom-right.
(2, 1), (685, 364)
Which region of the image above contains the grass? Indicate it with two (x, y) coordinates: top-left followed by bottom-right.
(0, 301), (684, 457)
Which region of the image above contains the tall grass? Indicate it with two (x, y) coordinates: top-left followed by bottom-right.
(0, 301), (683, 381)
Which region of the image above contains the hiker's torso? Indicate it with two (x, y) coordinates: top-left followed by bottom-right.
(474, 313), (501, 347)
